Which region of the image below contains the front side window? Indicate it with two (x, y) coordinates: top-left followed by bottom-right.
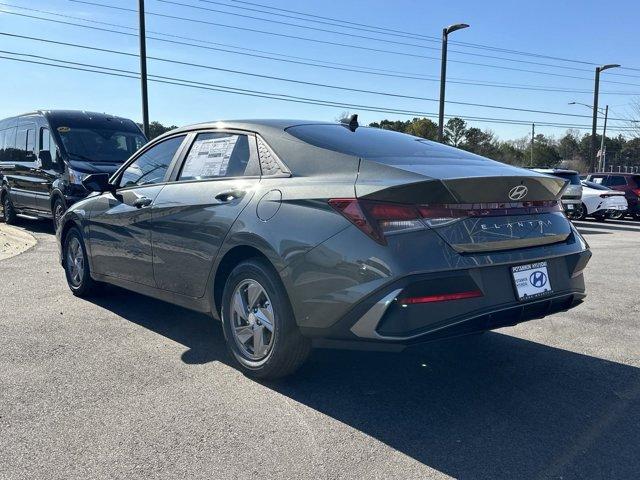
(178, 132), (252, 180)
(120, 135), (186, 188)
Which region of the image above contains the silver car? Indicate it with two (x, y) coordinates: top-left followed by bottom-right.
(57, 118), (591, 378)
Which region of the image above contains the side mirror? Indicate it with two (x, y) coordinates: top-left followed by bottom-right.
(38, 150), (53, 170)
(82, 173), (112, 193)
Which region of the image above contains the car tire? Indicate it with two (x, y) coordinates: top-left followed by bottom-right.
(1, 192), (18, 225)
(52, 197), (66, 231)
(221, 258), (311, 380)
(607, 210), (624, 220)
(63, 226), (100, 297)
(576, 203), (587, 221)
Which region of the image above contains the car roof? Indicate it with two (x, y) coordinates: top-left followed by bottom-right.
(162, 119), (334, 138)
(588, 172), (638, 176)
(531, 168), (579, 174)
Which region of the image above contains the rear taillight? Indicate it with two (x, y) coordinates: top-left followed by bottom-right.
(634, 188), (640, 198)
(328, 199), (561, 245)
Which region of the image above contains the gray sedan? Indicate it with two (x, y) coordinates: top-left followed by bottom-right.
(57, 118), (591, 378)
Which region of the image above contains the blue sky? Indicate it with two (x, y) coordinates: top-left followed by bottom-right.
(0, 0), (638, 140)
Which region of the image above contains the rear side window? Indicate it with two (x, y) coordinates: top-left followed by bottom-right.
(15, 126), (36, 162)
(632, 176), (640, 188)
(178, 132), (254, 180)
(589, 176), (605, 184)
(0, 126), (17, 162)
(120, 135), (186, 188)
(607, 176), (627, 186)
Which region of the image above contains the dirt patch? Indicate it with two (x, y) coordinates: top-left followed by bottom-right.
(0, 224), (37, 261)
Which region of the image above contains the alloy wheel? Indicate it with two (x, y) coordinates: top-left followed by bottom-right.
(66, 237), (85, 287)
(230, 279), (275, 361)
(54, 202), (65, 230)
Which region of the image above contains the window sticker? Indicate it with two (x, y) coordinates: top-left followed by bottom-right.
(57, 126), (71, 133)
(181, 135), (239, 179)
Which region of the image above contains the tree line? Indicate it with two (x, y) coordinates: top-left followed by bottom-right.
(368, 117), (640, 172)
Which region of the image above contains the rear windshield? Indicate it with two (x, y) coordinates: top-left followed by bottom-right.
(286, 124), (452, 158)
(552, 172), (581, 185)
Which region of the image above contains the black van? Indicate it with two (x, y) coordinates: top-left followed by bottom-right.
(0, 110), (147, 228)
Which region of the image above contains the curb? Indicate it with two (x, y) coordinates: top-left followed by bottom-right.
(0, 223), (38, 261)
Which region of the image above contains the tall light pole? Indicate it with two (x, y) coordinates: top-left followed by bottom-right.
(590, 64), (619, 171)
(437, 23), (469, 142)
(139, 0), (150, 138)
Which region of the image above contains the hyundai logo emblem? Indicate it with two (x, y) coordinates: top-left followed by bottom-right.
(508, 185), (528, 200)
(529, 270), (547, 288)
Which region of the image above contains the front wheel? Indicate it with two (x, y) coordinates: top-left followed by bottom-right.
(63, 227), (101, 297)
(52, 198), (66, 231)
(221, 258), (311, 380)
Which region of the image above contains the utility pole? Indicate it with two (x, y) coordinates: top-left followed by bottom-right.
(530, 123), (535, 166)
(139, 0), (150, 138)
(598, 105), (608, 172)
(437, 23), (469, 142)
(590, 64), (620, 171)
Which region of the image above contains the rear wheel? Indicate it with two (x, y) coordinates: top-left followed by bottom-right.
(221, 258), (311, 379)
(63, 227), (100, 297)
(576, 203), (587, 221)
(1, 192), (18, 225)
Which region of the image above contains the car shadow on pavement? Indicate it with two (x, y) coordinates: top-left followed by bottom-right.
(91, 287), (640, 480)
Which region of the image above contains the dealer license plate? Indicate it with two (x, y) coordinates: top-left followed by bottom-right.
(511, 262), (552, 301)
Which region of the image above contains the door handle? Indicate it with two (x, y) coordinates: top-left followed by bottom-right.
(215, 190), (245, 202)
(133, 197), (152, 208)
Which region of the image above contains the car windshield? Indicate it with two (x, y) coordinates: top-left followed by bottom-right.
(57, 127), (147, 163)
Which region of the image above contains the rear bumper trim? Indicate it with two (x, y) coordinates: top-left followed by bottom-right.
(350, 291), (582, 342)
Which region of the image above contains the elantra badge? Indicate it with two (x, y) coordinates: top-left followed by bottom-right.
(508, 185), (528, 200)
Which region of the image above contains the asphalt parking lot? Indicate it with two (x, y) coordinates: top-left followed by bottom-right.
(1, 219), (639, 480)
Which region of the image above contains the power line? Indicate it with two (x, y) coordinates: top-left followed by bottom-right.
(2, 5), (638, 96)
(3, 32), (636, 123)
(162, 0), (640, 80)
(0, 51), (635, 133)
(67, 0), (640, 86)
(223, 0), (640, 73)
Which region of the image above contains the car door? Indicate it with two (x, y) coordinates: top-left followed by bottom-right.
(151, 130), (260, 297)
(88, 134), (188, 286)
(34, 125), (62, 212)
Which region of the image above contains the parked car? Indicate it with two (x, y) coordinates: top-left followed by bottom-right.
(585, 173), (640, 220)
(577, 180), (628, 221)
(56, 118), (591, 379)
(0, 110), (147, 229)
(532, 168), (583, 219)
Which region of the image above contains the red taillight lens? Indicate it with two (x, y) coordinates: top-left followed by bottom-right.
(399, 289), (483, 305)
(328, 199), (562, 245)
(634, 188), (640, 198)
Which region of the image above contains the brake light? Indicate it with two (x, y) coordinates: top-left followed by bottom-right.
(634, 188), (640, 198)
(328, 199), (562, 245)
(399, 289), (483, 305)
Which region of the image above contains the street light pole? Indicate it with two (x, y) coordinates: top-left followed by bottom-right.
(590, 64), (620, 171)
(437, 23), (469, 143)
(138, 0), (150, 138)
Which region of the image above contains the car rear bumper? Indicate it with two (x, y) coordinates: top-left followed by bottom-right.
(300, 249), (590, 345)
